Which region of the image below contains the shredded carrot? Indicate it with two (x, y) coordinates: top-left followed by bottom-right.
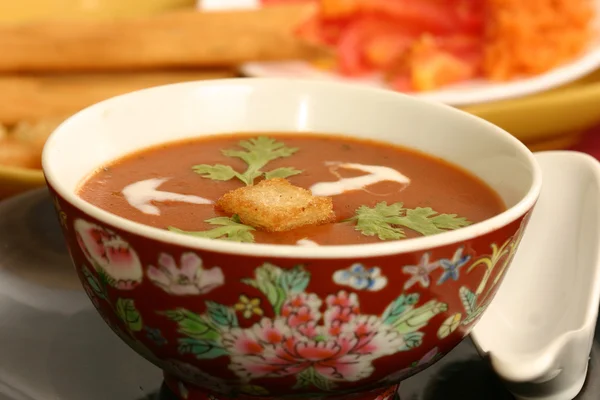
(484, 0), (594, 80)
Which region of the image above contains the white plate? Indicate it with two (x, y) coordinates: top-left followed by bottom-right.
(241, 1), (600, 106)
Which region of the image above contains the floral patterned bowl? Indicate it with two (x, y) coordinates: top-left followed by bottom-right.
(42, 78), (542, 400)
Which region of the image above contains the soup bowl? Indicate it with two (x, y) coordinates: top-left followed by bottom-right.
(42, 78), (541, 400)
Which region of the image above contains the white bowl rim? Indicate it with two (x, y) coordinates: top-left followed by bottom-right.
(43, 78), (543, 259)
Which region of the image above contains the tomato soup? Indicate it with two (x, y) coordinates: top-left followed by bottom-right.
(78, 133), (505, 245)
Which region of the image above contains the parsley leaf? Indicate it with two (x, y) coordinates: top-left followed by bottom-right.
(193, 136), (302, 186)
(350, 203), (407, 240)
(168, 215), (255, 243)
(191, 164), (241, 181)
(349, 202), (472, 241)
(399, 207), (471, 236)
(264, 167), (303, 180)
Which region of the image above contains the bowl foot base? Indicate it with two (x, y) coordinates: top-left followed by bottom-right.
(163, 374), (401, 400)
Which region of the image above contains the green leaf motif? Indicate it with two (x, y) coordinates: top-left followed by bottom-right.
(192, 164), (240, 181)
(438, 313), (462, 339)
(390, 300), (447, 334)
(98, 268), (114, 288)
(162, 309), (220, 341)
(264, 167), (303, 180)
(381, 293), (419, 325)
(278, 265), (310, 295)
(349, 202), (472, 241)
(459, 286), (477, 315)
(82, 266), (106, 299)
(178, 337), (227, 359)
(192, 136), (303, 186)
(168, 215), (255, 243)
(115, 298), (143, 332)
(240, 385), (270, 396)
(462, 308), (485, 326)
(242, 263), (289, 315)
(294, 367), (335, 391)
(205, 301), (239, 328)
(399, 332), (424, 351)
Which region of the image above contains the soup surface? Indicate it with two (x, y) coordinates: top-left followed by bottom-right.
(78, 133), (505, 245)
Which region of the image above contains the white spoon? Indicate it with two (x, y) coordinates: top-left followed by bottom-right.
(471, 151), (600, 400)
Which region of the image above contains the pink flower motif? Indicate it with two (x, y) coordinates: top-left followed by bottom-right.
(222, 291), (404, 383)
(281, 293), (322, 334)
(324, 291), (360, 336)
(402, 253), (440, 290)
(147, 252), (224, 295)
(74, 219), (143, 289)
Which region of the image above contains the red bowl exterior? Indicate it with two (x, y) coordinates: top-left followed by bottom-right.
(49, 185), (532, 399)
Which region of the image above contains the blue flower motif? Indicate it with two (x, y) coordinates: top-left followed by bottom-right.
(145, 326), (167, 346)
(437, 247), (471, 285)
(333, 263), (388, 291)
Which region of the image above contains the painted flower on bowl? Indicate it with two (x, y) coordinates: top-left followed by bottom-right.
(235, 295), (264, 319)
(333, 263), (388, 291)
(147, 252), (224, 295)
(74, 219), (143, 289)
(165, 263), (449, 391)
(223, 291), (407, 386)
(437, 247), (471, 285)
(402, 253), (440, 290)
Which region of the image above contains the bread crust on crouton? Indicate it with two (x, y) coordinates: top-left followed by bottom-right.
(217, 178), (336, 232)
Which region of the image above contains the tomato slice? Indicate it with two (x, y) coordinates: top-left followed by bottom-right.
(454, 0), (486, 34)
(335, 19), (372, 75)
(363, 33), (413, 69)
(434, 35), (484, 73)
(411, 52), (476, 91)
(295, 0), (486, 89)
(408, 36), (479, 91)
(388, 74), (414, 92)
(335, 15), (418, 75)
(358, 0), (469, 34)
(296, 15), (349, 45)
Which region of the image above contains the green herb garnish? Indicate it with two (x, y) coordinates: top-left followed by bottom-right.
(349, 202), (472, 241)
(168, 215), (255, 243)
(193, 136), (303, 186)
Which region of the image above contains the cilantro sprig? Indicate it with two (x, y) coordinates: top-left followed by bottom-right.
(349, 202), (472, 241)
(168, 215), (255, 243)
(193, 136), (303, 186)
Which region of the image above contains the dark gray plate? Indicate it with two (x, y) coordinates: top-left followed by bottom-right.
(0, 189), (597, 400)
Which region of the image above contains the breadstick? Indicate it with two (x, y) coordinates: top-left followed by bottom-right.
(0, 69), (237, 124)
(0, 5), (319, 73)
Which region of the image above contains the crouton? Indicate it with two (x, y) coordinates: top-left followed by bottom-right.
(217, 178), (336, 232)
